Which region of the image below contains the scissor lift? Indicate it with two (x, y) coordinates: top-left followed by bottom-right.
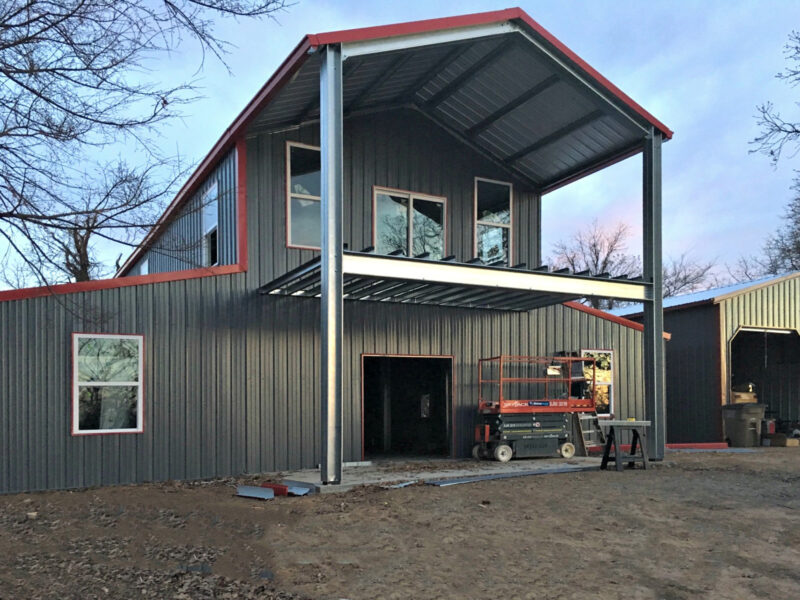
(473, 355), (599, 462)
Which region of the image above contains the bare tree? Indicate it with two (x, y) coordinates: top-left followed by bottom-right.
(550, 220), (719, 309)
(0, 0), (286, 286)
(662, 253), (719, 297)
(752, 30), (800, 166)
(550, 220), (641, 309)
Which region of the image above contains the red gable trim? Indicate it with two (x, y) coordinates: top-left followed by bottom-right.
(307, 7), (672, 140)
(564, 301), (672, 340)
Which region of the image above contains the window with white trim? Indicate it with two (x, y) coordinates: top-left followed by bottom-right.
(140, 258), (149, 276)
(581, 349), (614, 417)
(374, 188), (446, 259)
(474, 178), (512, 266)
(202, 182), (219, 266)
(72, 334), (144, 435)
(287, 142), (321, 249)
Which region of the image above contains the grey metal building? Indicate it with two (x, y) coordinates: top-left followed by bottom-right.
(0, 7), (670, 493)
(622, 273), (800, 443)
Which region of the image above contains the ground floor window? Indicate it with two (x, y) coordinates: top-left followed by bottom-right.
(72, 333), (144, 435)
(582, 349), (613, 416)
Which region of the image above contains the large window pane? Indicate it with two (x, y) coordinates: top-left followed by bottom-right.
(412, 199), (444, 259)
(375, 193), (409, 255)
(78, 386), (138, 431)
(290, 146), (321, 197)
(290, 197), (321, 248)
(476, 180), (510, 224)
(77, 337), (140, 382)
(476, 224), (509, 265)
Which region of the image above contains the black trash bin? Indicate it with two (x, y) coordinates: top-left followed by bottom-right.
(721, 403), (766, 447)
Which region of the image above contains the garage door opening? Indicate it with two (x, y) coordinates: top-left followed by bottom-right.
(362, 356), (452, 458)
(730, 328), (800, 422)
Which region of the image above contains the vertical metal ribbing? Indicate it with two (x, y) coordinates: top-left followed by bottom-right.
(642, 129), (665, 460)
(320, 44), (344, 484)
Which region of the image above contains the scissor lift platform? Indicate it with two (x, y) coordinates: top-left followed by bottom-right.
(473, 355), (599, 462)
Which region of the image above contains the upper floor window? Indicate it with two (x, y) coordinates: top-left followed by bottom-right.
(202, 182), (219, 266)
(287, 142), (321, 249)
(140, 258), (148, 276)
(474, 178), (512, 266)
(72, 333), (144, 435)
(373, 188), (446, 260)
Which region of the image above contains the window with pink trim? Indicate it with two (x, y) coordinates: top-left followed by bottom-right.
(72, 334), (144, 435)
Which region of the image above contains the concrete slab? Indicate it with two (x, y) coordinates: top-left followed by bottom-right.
(282, 456), (602, 494)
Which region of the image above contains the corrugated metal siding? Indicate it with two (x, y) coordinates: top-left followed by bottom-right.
(0, 282), (644, 494)
(661, 305), (721, 443)
(244, 107), (541, 288)
(719, 275), (800, 422)
(126, 150), (238, 276)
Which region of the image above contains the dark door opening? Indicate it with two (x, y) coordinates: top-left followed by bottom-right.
(730, 329), (800, 423)
(363, 356), (451, 458)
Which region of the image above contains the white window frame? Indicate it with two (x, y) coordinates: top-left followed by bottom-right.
(473, 177), (513, 265)
(286, 141), (322, 250)
(72, 333), (145, 435)
(581, 348), (614, 418)
(202, 181), (219, 267)
(371, 186), (447, 258)
(140, 257), (149, 276)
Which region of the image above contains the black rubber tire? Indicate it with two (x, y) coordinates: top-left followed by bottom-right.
(472, 444), (483, 460)
(493, 444), (513, 463)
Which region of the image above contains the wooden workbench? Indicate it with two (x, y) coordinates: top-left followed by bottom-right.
(598, 420), (651, 471)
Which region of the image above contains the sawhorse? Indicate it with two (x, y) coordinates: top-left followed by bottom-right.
(599, 420), (651, 471)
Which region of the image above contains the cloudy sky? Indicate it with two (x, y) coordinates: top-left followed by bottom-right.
(119, 0), (800, 274)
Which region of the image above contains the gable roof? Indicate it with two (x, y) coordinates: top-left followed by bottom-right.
(610, 271), (800, 317)
(117, 7), (672, 276)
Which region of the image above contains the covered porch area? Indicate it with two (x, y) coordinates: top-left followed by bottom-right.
(252, 8), (670, 483)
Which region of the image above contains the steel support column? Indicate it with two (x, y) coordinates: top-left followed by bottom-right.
(320, 44), (344, 484)
(642, 129), (665, 460)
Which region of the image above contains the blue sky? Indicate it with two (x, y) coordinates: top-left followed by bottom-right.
(108, 1), (800, 273)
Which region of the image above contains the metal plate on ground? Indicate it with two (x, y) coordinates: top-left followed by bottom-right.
(425, 465), (599, 487)
(237, 485), (275, 500)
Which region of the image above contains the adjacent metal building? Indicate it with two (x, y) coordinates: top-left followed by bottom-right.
(0, 7), (671, 493)
(623, 273), (800, 443)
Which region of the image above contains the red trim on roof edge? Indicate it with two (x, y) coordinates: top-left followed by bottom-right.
(564, 301), (671, 340)
(308, 7), (672, 139)
(0, 264), (245, 303)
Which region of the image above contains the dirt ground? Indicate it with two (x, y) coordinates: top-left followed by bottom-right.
(1, 450), (799, 600)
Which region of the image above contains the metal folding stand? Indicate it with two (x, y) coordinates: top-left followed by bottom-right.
(599, 420), (651, 471)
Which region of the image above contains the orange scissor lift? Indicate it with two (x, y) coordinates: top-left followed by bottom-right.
(473, 355), (598, 462)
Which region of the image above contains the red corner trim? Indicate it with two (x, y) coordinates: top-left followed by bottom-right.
(564, 301), (672, 340)
(0, 264), (245, 303)
(236, 138), (248, 271)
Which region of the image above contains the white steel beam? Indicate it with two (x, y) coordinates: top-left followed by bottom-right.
(340, 22), (515, 59)
(342, 254), (649, 301)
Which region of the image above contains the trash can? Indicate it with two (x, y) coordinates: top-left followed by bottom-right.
(722, 403), (766, 447)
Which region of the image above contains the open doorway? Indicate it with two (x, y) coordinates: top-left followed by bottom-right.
(730, 328), (800, 422)
(362, 355), (452, 458)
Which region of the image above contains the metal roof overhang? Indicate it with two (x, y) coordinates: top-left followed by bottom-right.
(248, 16), (669, 194)
(259, 252), (649, 312)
